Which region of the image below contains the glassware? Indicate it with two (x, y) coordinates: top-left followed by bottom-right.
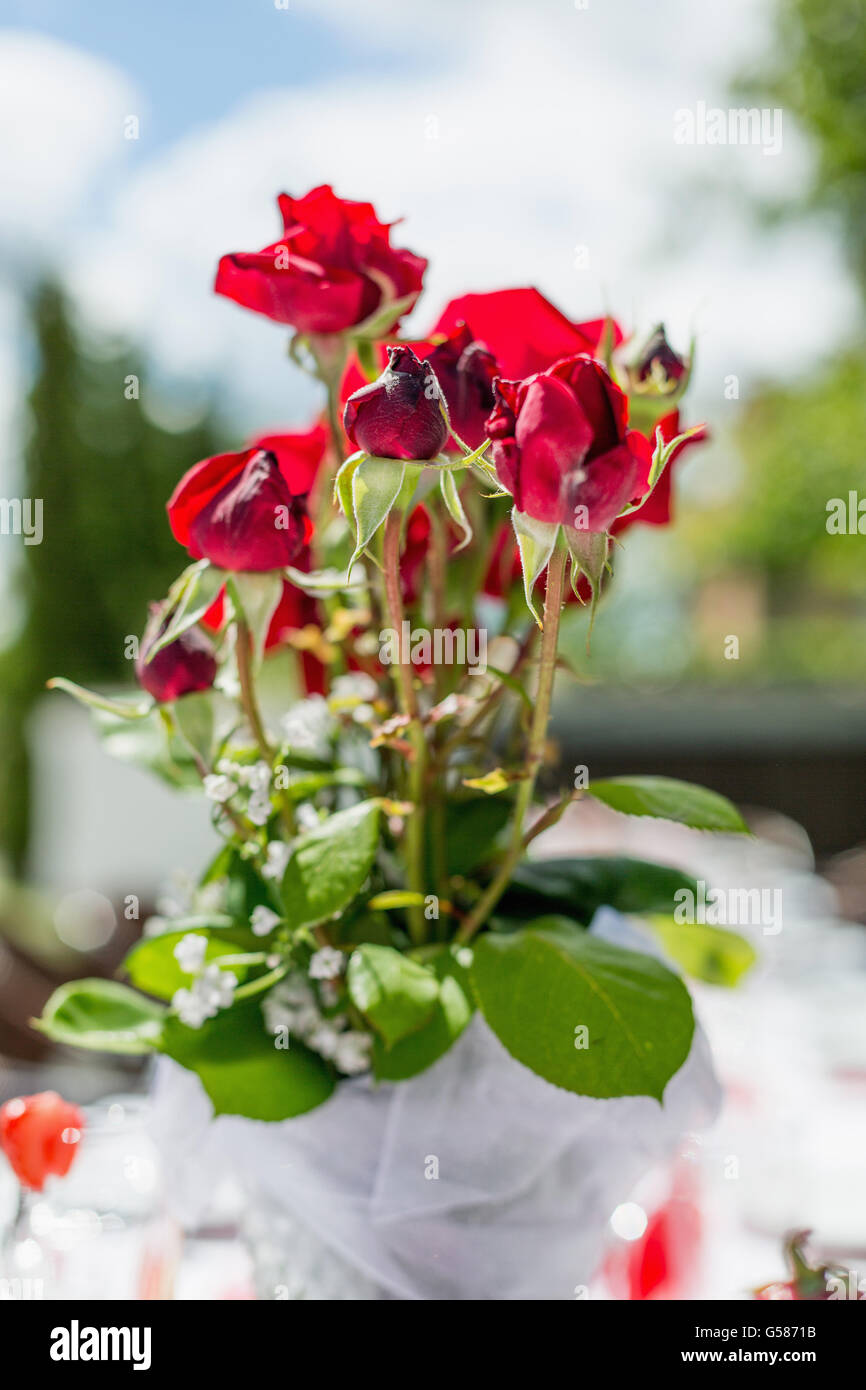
(1, 1094), (179, 1300)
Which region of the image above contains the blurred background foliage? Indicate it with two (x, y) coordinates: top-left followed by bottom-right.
(0, 283), (226, 870)
(564, 0), (866, 687)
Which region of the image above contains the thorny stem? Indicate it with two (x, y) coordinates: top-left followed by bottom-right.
(382, 509), (427, 944)
(456, 542), (567, 943)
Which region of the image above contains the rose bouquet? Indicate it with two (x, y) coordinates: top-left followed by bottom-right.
(34, 188), (749, 1295)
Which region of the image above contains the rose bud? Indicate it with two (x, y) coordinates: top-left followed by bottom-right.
(486, 354), (651, 534)
(135, 601), (217, 702)
(343, 346), (449, 460)
(425, 323), (500, 449)
(630, 324), (687, 391)
(215, 185), (426, 335)
(0, 1092), (84, 1192)
(168, 447), (311, 572)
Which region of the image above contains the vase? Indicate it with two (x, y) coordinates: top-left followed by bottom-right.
(148, 910), (721, 1301)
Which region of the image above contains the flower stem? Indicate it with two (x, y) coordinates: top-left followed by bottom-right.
(456, 542), (567, 944)
(382, 509), (427, 944)
(235, 618), (272, 760)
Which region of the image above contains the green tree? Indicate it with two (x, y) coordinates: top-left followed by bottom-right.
(0, 281), (227, 868)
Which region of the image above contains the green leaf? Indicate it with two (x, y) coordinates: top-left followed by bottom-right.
(349, 456), (406, 572)
(147, 561), (226, 659)
(372, 949), (473, 1080)
(351, 291), (420, 341)
(439, 469), (472, 550)
(226, 571), (285, 666)
(562, 526), (609, 639)
(470, 917), (694, 1100)
(347, 943), (439, 1046)
(499, 856), (702, 926)
(172, 690), (215, 763)
(434, 795), (513, 878)
(462, 767), (513, 795)
(47, 678), (151, 720)
(284, 565), (366, 595)
(34, 979), (165, 1054)
(587, 776), (750, 834)
(123, 929), (251, 1003)
(92, 707), (201, 789)
(281, 799), (380, 929)
(646, 916), (757, 988)
(160, 1000), (334, 1120)
(511, 509), (560, 626)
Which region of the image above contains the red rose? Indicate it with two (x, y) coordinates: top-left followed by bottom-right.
(486, 354), (651, 533)
(432, 288), (623, 380)
(136, 601), (217, 702)
(343, 346), (449, 460)
(421, 323), (500, 449)
(630, 323), (687, 389)
(215, 185), (426, 335)
(612, 409), (706, 534)
(168, 446), (311, 572)
(0, 1092), (84, 1191)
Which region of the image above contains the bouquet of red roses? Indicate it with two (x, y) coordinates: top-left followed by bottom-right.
(37, 185), (747, 1121)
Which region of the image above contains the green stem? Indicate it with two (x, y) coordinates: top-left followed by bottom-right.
(382, 509), (427, 944)
(235, 618), (272, 760)
(456, 542), (567, 944)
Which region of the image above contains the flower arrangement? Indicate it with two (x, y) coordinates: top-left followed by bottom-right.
(36, 185), (750, 1122)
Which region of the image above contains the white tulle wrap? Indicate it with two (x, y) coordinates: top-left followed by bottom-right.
(149, 909), (721, 1300)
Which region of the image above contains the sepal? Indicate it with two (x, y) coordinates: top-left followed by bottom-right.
(511, 509), (560, 627)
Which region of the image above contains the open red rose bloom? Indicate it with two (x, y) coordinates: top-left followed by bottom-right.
(215, 185), (427, 335)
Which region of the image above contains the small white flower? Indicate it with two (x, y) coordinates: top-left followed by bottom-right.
(306, 1023), (342, 1060)
(250, 905), (282, 938)
(196, 879), (228, 914)
(171, 987), (213, 1029)
(330, 673), (378, 703)
(204, 773), (238, 804)
(454, 947), (473, 969)
(262, 840), (291, 881)
(280, 695), (334, 751)
(244, 760), (272, 793)
(295, 802), (321, 831)
(143, 915), (168, 937)
(319, 980), (340, 1008)
(173, 933), (208, 974)
(351, 704), (376, 725)
(199, 963), (237, 1010)
(247, 791), (273, 826)
(309, 947), (344, 981)
(334, 1031), (372, 1075)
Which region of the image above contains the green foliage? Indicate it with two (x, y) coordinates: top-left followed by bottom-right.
(470, 917), (694, 1101)
(370, 948), (473, 1081)
(0, 281), (227, 866)
(499, 856), (701, 925)
(347, 943), (439, 1045)
(281, 800), (381, 929)
(35, 979), (166, 1054)
(587, 776), (750, 833)
(160, 1001), (335, 1120)
(647, 916), (757, 988)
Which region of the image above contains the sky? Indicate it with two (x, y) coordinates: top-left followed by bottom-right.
(0, 0), (857, 506)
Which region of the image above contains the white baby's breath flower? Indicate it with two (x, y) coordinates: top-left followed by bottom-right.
(334, 1031), (372, 1076)
(173, 933), (208, 975)
(142, 915), (168, 937)
(196, 879), (228, 914)
(295, 802), (321, 831)
(330, 673), (378, 703)
(280, 694), (334, 752)
(306, 1022), (342, 1060)
(204, 773), (238, 804)
(247, 791), (273, 826)
(309, 947), (345, 981)
(244, 760), (272, 793)
(250, 905), (281, 938)
(262, 840), (291, 881)
(197, 963), (237, 1011)
(171, 987), (212, 1029)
